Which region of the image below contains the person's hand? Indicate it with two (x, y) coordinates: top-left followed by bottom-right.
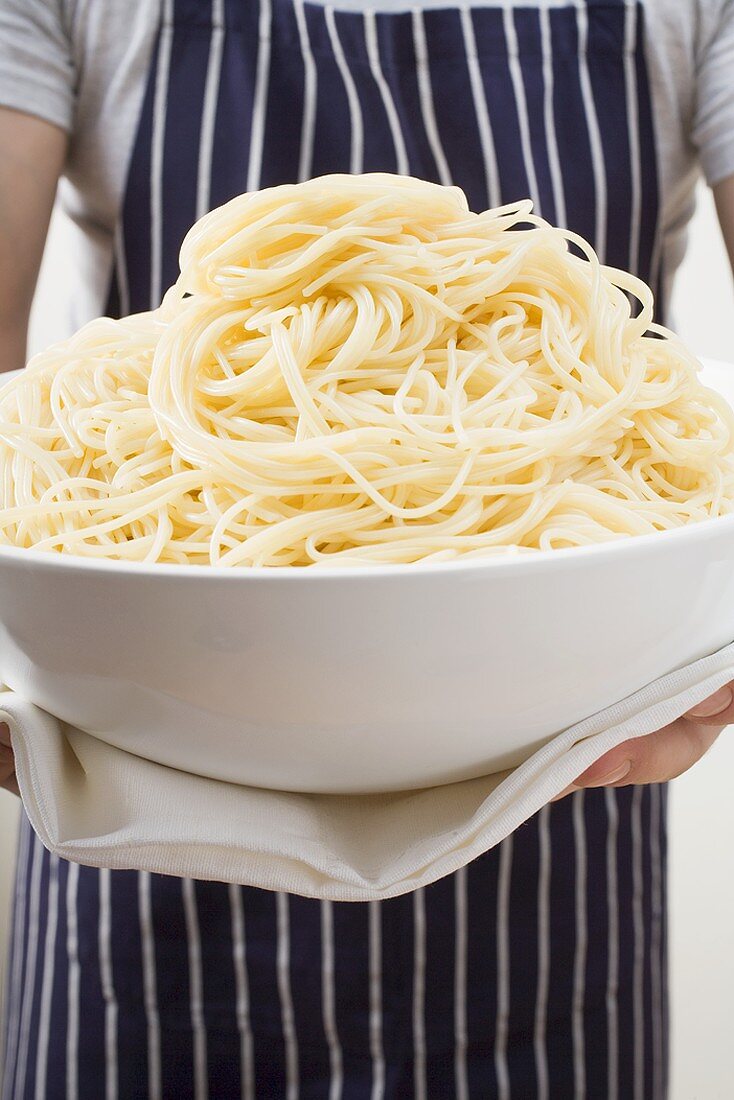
(0, 722), (18, 796)
(557, 682), (734, 798)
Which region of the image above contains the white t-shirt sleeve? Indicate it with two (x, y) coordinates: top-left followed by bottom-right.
(692, 0), (734, 185)
(0, 0), (75, 132)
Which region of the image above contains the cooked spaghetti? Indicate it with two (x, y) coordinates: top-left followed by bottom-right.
(0, 173), (732, 566)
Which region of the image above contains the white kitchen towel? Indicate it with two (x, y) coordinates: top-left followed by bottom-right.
(4, 640), (734, 902)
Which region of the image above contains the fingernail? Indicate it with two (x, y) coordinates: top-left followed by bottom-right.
(582, 760), (632, 788)
(688, 686), (733, 719)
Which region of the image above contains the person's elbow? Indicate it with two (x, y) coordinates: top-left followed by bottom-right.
(0, 258), (34, 372)
(0, 318), (30, 374)
(713, 172), (734, 276)
(0, 106), (68, 371)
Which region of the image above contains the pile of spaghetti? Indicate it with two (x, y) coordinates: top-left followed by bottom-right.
(1, 174), (733, 566)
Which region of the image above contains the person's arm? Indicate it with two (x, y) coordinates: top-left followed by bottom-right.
(0, 106), (67, 373)
(562, 181), (734, 795)
(714, 173), (734, 276)
(0, 106), (65, 794)
(560, 7), (734, 798)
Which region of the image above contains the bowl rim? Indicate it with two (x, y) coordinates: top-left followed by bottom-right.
(2, 358), (733, 582)
(0, 510), (732, 581)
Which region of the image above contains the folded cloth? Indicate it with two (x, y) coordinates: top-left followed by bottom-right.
(4, 640), (734, 902)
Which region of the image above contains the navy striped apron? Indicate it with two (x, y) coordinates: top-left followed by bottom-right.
(3, 2), (668, 1097)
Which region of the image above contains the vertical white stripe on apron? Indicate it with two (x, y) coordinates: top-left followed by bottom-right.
(368, 901), (385, 1100)
(276, 893), (299, 1100)
(66, 860), (81, 1100)
(454, 866), (469, 1100)
(649, 785), (664, 1099)
(228, 884), (255, 1100)
(1, 819), (30, 1098)
(493, 55), (548, 1100)
(412, 889), (427, 1100)
(13, 836), (44, 1100)
(114, 224), (131, 319)
(294, 0), (317, 182)
(325, 6), (364, 175)
(363, 11), (410, 177)
(33, 854), (59, 1100)
(320, 901), (343, 1100)
(99, 869), (118, 1100)
(459, 8), (501, 209)
(623, 0), (641, 275)
(571, 791), (587, 1100)
(411, 10), (452, 186)
(534, 806), (551, 1100)
(138, 872), (162, 1100)
(649, 233), (664, 317)
(494, 834), (512, 1100)
(631, 787), (645, 1100)
(247, 0), (273, 192)
(605, 788), (620, 1100)
(502, 5), (541, 214)
(150, 0), (174, 310)
(196, 0), (225, 220)
(574, 0), (607, 262)
(182, 879), (208, 1100)
(539, 5), (566, 227)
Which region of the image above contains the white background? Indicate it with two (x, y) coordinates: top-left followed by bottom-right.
(1, 188), (733, 1095)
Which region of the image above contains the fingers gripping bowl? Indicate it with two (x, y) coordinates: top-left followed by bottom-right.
(0, 177), (733, 793)
(0, 361), (732, 793)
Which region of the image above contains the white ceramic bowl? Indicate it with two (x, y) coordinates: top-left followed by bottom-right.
(0, 362), (733, 794)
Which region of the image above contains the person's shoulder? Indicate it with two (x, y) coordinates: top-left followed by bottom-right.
(0, 0), (75, 133)
(642, 0), (731, 24)
(663, 0), (733, 28)
(642, 0), (734, 57)
(59, 0), (161, 52)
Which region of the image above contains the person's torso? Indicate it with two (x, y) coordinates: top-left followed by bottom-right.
(50, 0), (720, 336)
(2, 9), (676, 1097)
